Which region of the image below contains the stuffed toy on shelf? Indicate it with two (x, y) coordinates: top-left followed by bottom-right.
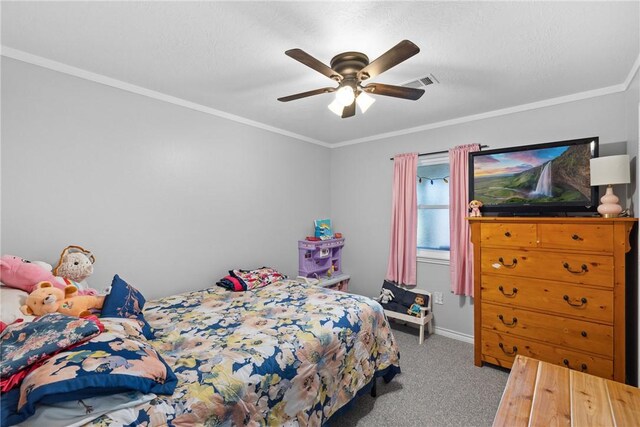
(468, 199), (483, 217)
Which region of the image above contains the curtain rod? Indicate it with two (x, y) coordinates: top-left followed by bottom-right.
(389, 145), (489, 160)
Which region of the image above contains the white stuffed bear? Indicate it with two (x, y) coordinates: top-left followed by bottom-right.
(53, 245), (95, 283)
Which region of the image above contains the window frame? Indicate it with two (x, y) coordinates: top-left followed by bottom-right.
(417, 153), (450, 265)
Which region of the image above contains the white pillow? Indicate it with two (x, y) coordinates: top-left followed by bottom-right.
(1, 286), (35, 324)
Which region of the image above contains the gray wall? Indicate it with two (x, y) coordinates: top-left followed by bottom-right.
(1, 58), (331, 299)
(3, 57), (637, 342)
(330, 92), (631, 337)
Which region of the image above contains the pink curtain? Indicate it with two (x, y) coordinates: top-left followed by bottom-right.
(449, 144), (481, 296)
(386, 153), (418, 286)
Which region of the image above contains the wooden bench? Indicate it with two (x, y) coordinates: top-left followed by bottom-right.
(383, 288), (433, 345)
(493, 355), (640, 426)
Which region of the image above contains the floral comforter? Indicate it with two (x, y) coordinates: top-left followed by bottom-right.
(89, 280), (400, 426)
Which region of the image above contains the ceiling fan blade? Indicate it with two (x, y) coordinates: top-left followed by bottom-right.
(285, 49), (343, 82)
(277, 87), (336, 102)
(363, 83), (425, 100)
(358, 40), (420, 81)
(341, 101), (356, 118)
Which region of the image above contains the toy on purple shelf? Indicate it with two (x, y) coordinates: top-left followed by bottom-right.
(314, 219), (333, 240)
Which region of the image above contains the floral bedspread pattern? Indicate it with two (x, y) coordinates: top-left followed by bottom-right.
(89, 280), (400, 426)
(0, 313), (101, 378)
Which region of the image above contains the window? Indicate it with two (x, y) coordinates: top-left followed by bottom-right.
(417, 155), (450, 264)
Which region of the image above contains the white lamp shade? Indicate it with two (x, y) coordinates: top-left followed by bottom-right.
(356, 91), (375, 113)
(327, 99), (344, 116)
(335, 86), (355, 107)
(590, 155), (630, 186)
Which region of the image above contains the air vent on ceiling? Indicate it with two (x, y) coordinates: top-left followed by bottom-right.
(401, 74), (439, 89)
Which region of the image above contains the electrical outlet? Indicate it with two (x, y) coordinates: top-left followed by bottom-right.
(434, 291), (444, 305)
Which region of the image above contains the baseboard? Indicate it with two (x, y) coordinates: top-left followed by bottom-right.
(434, 327), (474, 344)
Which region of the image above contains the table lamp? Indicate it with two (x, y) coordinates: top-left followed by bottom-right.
(590, 154), (630, 218)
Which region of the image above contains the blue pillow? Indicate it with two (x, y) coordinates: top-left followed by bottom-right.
(101, 275), (154, 339)
(1, 313), (101, 378)
(2, 318), (176, 427)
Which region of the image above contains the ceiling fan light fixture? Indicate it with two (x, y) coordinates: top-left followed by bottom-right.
(335, 85), (356, 107)
(356, 91), (375, 113)
(327, 99), (344, 116)
(280, 40), (424, 118)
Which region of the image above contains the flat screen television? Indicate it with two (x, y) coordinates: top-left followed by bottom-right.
(469, 137), (599, 215)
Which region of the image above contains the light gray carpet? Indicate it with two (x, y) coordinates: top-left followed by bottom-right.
(336, 322), (510, 427)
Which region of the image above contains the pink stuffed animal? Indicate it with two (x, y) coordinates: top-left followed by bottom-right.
(0, 255), (97, 295)
(0, 255), (66, 293)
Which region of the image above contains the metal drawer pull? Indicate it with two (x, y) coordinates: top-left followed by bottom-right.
(498, 314), (517, 326)
(498, 257), (518, 268)
(504, 231), (511, 237)
(581, 331), (588, 337)
(563, 262), (588, 274)
(498, 343), (518, 355)
(563, 295), (587, 307)
(563, 359), (588, 372)
(498, 285), (518, 297)
(571, 234), (583, 241)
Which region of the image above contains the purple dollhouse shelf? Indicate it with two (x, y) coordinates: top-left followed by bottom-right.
(298, 238), (344, 278)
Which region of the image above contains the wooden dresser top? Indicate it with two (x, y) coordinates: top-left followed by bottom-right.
(468, 216), (637, 224)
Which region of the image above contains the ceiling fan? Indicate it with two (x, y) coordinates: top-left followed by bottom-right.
(278, 40), (425, 118)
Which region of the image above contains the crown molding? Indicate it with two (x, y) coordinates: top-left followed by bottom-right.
(3, 46), (637, 150)
(332, 83), (626, 147)
(1, 47), (330, 148)
(623, 53), (640, 90)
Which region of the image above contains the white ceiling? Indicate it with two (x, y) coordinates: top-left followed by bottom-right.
(2, 1), (639, 146)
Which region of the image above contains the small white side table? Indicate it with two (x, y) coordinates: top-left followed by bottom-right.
(297, 274), (350, 292)
(317, 274), (350, 292)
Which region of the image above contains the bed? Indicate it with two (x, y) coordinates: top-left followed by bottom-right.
(2, 279), (401, 426)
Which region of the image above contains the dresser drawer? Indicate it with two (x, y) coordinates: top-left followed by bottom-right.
(538, 223), (613, 252)
(482, 330), (613, 379)
(481, 223), (537, 247)
(481, 275), (613, 323)
(482, 303), (613, 357)
(481, 249), (613, 287)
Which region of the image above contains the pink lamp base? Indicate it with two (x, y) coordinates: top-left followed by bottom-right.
(597, 185), (622, 218)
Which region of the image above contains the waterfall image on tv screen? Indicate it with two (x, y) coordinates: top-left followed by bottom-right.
(473, 144), (592, 206)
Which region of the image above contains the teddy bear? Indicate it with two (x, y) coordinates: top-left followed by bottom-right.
(469, 199), (483, 217)
(20, 281), (105, 317)
(53, 245), (95, 283)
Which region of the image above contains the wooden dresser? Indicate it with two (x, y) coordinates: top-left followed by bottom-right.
(469, 217), (636, 383)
